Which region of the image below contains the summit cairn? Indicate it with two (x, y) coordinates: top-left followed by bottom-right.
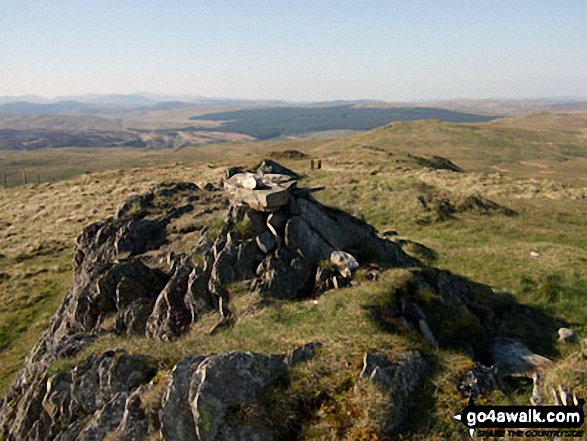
(223, 160), (324, 212)
(217, 161), (415, 301)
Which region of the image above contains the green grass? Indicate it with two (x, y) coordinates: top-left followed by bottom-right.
(0, 251), (72, 391)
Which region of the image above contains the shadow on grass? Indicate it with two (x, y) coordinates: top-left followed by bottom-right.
(365, 265), (563, 364)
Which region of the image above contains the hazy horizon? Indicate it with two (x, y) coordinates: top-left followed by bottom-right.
(2, 1), (587, 102)
(1, 92), (587, 105)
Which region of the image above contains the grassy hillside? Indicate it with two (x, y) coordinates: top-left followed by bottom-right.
(0, 139), (327, 187)
(313, 113), (587, 184)
(2, 112), (586, 187)
(1, 113), (586, 438)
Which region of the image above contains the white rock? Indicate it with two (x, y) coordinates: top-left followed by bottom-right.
(227, 172), (260, 189)
(558, 327), (576, 343)
(330, 251), (359, 276)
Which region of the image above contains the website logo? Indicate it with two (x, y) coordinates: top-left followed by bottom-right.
(454, 396), (585, 438)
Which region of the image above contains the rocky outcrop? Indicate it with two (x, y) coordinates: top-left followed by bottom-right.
(0, 182), (222, 440)
(190, 351), (288, 440)
(0, 164), (416, 440)
(1, 349), (157, 441)
(146, 256), (194, 341)
(215, 167), (415, 302)
(2, 344), (321, 440)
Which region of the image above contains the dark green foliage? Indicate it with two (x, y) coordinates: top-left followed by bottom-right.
(456, 195), (517, 216)
(269, 150), (308, 160)
(407, 153), (463, 172)
(192, 106), (497, 140)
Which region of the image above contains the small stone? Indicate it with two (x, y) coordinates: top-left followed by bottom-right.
(418, 319), (439, 349)
(339, 268), (351, 278)
(457, 363), (497, 398)
(330, 251), (359, 276)
(226, 172), (260, 189)
(558, 327), (576, 344)
(581, 338), (587, 358)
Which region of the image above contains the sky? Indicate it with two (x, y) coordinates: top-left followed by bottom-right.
(1, 0), (586, 102)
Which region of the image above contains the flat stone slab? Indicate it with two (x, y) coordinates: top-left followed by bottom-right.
(226, 186), (291, 212)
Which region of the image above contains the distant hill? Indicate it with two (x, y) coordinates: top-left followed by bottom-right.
(0, 95), (292, 115)
(191, 105), (499, 139)
(426, 98), (587, 115)
(0, 101), (97, 115)
(0, 114), (124, 131)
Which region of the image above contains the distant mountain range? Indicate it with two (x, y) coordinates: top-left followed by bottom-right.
(0, 94), (586, 151)
(1, 94), (586, 116)
(0, 94), (293, 114)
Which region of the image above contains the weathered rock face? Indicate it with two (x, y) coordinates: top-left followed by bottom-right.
(160, 348), (318, 441)
(1, 349), (157, 441)
(160, 355), (207, 441)
(3, 342), (321, 441)
(0, 182), (224, 440)
(146, 256), (194, 341)
(190, 351), (288, 441)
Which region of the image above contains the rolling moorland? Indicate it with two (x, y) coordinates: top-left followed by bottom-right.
(0, 111), (586, 439)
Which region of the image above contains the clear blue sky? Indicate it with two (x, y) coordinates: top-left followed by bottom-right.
(1, 0), (586, 102)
